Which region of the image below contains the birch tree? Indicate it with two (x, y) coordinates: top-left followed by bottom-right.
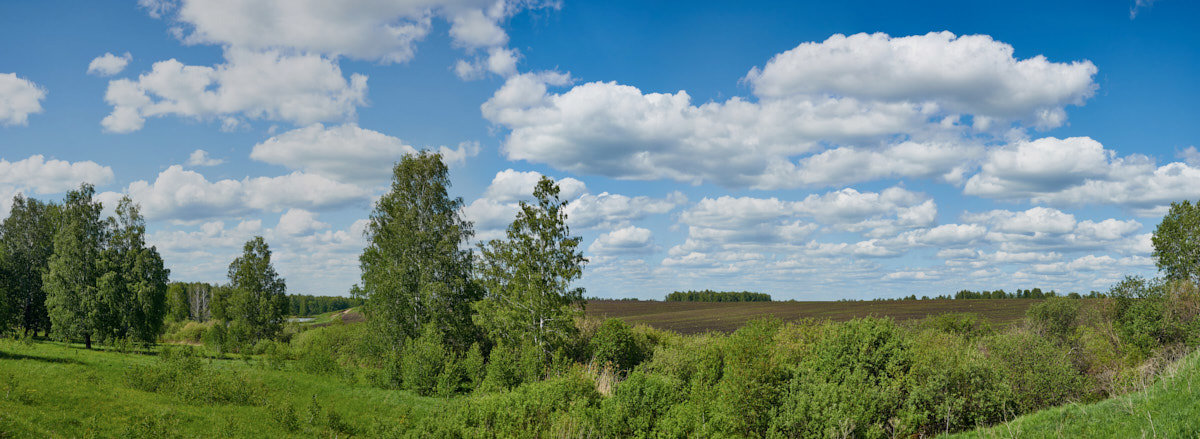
(474, 176), (587, 354)
(360, 151), (480, 351)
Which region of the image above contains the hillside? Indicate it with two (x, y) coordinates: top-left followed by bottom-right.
(947, 349), (1200, 438)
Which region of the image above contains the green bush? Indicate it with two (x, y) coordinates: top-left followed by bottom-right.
(590, 318), (643, 371)
(896, 330), (1012, 436)
(399, 324), (447, 396)
(201, 323), (229, 354)
(597, 371), (683, 437)
(1027, 296), (1082, 340)
(162, 321), (211, 343)
(984, 330), (1093, 413)
(917, 312), (994, 339)
(769, 317), (911, 439)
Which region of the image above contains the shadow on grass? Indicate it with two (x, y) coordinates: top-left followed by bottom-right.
(0, 349), (84, 365)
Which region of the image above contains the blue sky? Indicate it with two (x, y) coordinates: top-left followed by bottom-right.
(1, 0), (1197, 299)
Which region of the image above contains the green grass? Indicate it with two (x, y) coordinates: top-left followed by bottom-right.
(946, 349), (1200, 438)
(0, 338), (441, 438)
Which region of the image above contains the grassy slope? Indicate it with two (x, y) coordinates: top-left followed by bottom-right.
(0, 339), (441, 438)
(947, 350), (1200, 438)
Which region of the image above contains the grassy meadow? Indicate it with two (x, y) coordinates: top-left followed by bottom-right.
(2, 292), (1200, 438)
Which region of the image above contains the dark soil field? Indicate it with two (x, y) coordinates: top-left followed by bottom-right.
(586, 299), (1048, 334)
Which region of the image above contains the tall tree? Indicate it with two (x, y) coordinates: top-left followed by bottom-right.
(227, 236), (288, 342)
(1153, 200), (1200, 284)
(43, 184), (107, 349)
(96, 197), (170, 343)
(0, 195), (58, 336)
(474, 176), (587, 353)
(360, 151), (481, 351)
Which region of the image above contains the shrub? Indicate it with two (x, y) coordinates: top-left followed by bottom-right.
(714, 318), (786, 436)
(896, 330), (1012, 436)
(266, 399), (299, 432)
(917, 312), (994, 339)
(1026, 296), (1081, 340)
(454, 372), (601, 438)
(399, 324), (447, 396)
(984, 330), (1093, 413)
(597, 371), (683, 437)
(769, 317), (911, 439)
(590, 318), (643, 371)
(201, 323), (229, 355)
(162, 321), (211, 344)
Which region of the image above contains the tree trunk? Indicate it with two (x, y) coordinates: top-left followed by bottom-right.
(84, 333), (92, 350)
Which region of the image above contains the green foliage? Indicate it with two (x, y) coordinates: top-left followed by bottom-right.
(715, 318), (786, 435)
(287, 294), (363, 317)
(361, 151), (481, 353)
(399, 324), (448, 396)
(916, 312), (995, 339)
(124, 346), (265, 405)
(589, 318), (643, 371)
(665, 290), (771, 302)
(896, 330), (1012, 436)
(226, 237), (288, 342)
(0, 194), (57, 336)
(474, 176), (587, 355)
(770, 317), (911, 439)
(43, 184), (107, 349)
(597, 371), (683, 437)
(1026, 296), (1082, 340)
(985, 330), (1092, 413)
(1153, 200), (1200, 284)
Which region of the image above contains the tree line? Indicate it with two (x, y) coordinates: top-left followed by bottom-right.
(0, 184), (296, 349)
(665, 290), (772, 302)
(0, 185), (169, 348)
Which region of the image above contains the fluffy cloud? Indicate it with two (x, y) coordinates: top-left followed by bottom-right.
(0, 155), (115, 194)
(0, 73), (46, 126)
(483, 33), (1096, 189)
(102, 49), (367, 133)
(745, 32), (1096, 128)
(589, 226), (656, 255)
(251, 123), (480, 184)
(88, 52), (132, 76)
(482, 169), (587, 202)
(566, 191), (686, 229)
(186, 149), (224, 167)
(104, 165), (368, 221)
(251, 123), (416, 184)
(276, 209), (329, 236)
(965, 136), (1200, 215)
(152, 0), (552, 63)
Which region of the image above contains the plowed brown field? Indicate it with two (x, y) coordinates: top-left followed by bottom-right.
(585, 299), (1047, 334)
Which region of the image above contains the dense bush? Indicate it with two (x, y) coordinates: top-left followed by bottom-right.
(984, 330), (1093, 413)
(770, 317), (911, 439)
(1027, 296), (1082, 340)
(916, 312), (995, 339)
(590, 318), (644, 371)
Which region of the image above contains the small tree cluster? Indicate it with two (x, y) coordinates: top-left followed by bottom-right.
(359, 152), (587, 385)
(665, 290), (771, 302)
(36, 185), (169, 348)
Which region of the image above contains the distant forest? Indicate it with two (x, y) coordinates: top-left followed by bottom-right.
(288, 294), (363, 316)
(874, 287), (1108, 302)
(666, 290), (772, 302)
